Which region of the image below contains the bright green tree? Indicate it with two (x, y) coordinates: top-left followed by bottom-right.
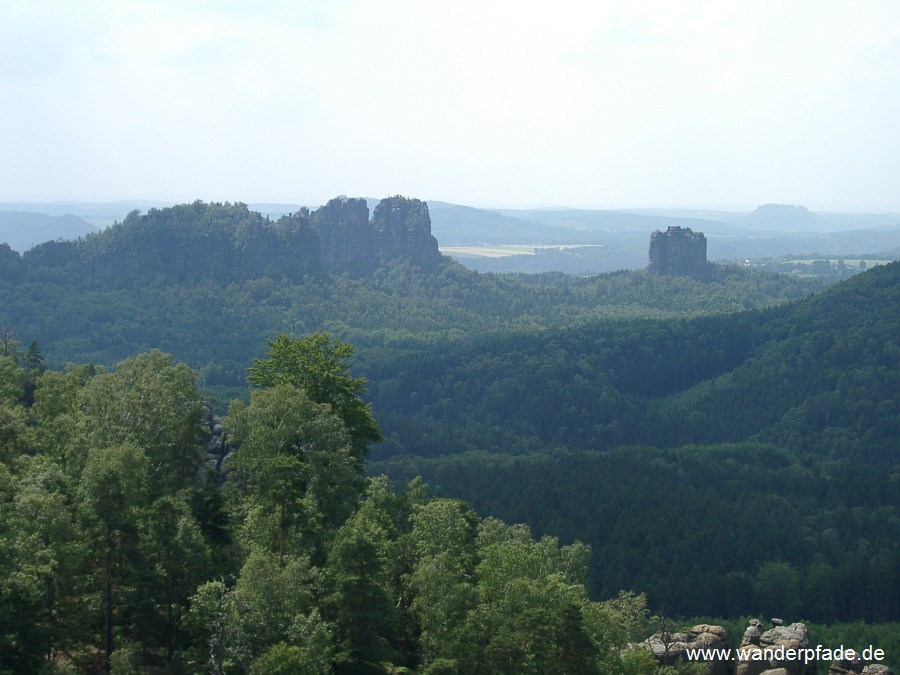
(407, 499), (479, 668)
(463, 520), (599, 674)
(227, 383), (360, 562)
(77, 443), (149, 670)
(324, 516), (400, 673)
(247, 333), (381, 456)
(77, 350), (205, 496)
(141, 495), (211, 663)
(27, 366), (96, 472)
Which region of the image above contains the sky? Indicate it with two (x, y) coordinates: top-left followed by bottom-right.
(2, 0), (900, 211)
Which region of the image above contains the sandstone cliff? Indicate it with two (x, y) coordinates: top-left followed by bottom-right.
(648, 225), (710, 276)
(7, 196), (440, 286)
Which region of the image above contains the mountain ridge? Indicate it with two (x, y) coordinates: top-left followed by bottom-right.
(1, 197), (439, 286)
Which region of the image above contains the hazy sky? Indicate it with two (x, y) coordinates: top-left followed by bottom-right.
(3, 0), (900, 210)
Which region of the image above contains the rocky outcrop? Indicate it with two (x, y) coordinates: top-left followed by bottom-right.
(861, 666), (894, 675)
(372, 196), (439, 262)
(631, 620), (892, 675)
(736, 622), (815, 675)
(635, 624), (733, 675)
(7, 196), (441, 287)
(313, 195), (439, 268)
(829, 660), (894, 675)
(313, 197), (373, 266)
(201, 404), (226, 471)
(647, 225), (709, 276)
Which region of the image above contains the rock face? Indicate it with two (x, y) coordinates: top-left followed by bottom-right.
(372, 196), (439, 261)
(313, 195), (439, 267)
(647, 225), (709, 276)
(313, 197), (373, 266)
(201, 404), (226, 471)
(736, 622), (815, 675)
(7, 196), (440, 287)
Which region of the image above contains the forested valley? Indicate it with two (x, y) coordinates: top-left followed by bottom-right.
(0, 201), (897, 673)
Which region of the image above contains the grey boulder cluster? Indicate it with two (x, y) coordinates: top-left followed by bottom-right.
(632, 618), (893, 675)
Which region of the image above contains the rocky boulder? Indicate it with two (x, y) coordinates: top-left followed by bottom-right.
(638, 623), (732, 675)
(862, 666), (894, 675)
(736, 622), (815, 675)
(829, 660), (894, 675)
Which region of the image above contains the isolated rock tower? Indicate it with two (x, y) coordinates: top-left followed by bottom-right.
(647, 226), (709, 276)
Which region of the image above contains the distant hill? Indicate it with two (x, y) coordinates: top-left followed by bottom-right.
(0, 200), (174, 228)
(743, 203), (821, 230)
(428, 201), (581, 245)
(0, 211), (100, 252)
(431, 202), (900, 273)
(6, 199), (900, 271)
(498, 207), (737, 235)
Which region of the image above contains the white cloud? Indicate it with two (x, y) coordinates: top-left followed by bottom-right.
(2, 0), (900, 208)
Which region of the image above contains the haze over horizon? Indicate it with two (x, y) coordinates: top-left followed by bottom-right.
(3, 1), (900, 212)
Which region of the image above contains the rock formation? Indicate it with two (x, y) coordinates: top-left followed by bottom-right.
(372, 196), (439, 261)
(635, 624), (733, 675)
(736, 622), (815, 675)
(647, 225), (709, 276)
(861, 666), (894, 675)
(5, 195), (441, 286)
(201, 404), (226, 471)
(829, 660), (894, 675)
(630, 620), (893, 675)
(312, 197), (374, 266)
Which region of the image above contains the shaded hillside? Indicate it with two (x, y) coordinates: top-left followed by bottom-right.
(368, 263), (900, 622)
(655, 261), (900, 461)
(365, 261), (900, 461)
(373, 440), (900, 623)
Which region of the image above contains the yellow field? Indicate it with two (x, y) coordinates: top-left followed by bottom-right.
(440, 245), (537, 258)
(440, 244), (603, 258)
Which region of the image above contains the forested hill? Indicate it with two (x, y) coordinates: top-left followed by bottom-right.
(0, 195), (897, 640)
(0, 197), (439, 285)
(0, 200), (822, 387)
(366, 260), (900, 462)
(369, 261), (900, 622)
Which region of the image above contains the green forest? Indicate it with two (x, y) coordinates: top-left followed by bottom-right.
(1, 201), (898, 673)
(0, 337), (695, 674)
